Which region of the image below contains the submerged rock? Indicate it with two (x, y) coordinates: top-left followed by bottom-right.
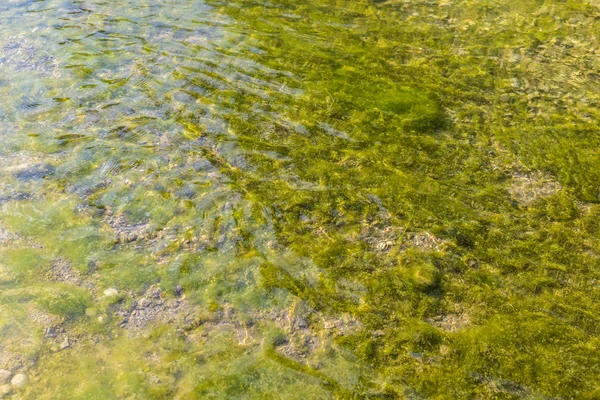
(0, 192), (30, 205)
(509, 170), (561, 206)
(10, 374), (27, 390)
(14, 163), (54, 181)
(103, 288), (119, 297)
(60, 338), (70, 350)
(85, 308), (97, 317)
(0, 384), (12, 397)
(119, 285), (194, 335)
(0, 370), (10, 385)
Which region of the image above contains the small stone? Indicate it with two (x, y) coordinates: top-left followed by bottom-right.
(440, 345), (450, 356)
(85, 308), (97, 317)
(272, 333), (288, 346)
(0, 370), (11, 385)
(0, 384), (12, 396)
(10, 374), (27, 390)
(175, 285), (183, 296)
(87, 260), (100, 272)
(307, 360), (324, 370)
(103, 288), (119, 297)
(60, 338), (70, 350)
(140, 298), (152, 308)
(165, 299), (179, 309)
(295, 317), (308, 329)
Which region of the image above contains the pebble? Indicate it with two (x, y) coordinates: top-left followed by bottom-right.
(165, 299), (179, 309)
(60, 338), (70, 350)
(296, 317), (308, 329)
(0, 370), (10, 385)
(140, 298), (152, 308)
(323, 321), (336, 329)
(0, 385), (12, 397)
(85, 308), (97, 317)
(45, 327), (57, 338)
(103, 288), (119, 297)
(87, 260), (99, 272)
(10, 374), (27, 390)
(440, 345), (450, 356)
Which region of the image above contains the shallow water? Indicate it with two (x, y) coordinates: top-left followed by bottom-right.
(0, 0), (599, 398)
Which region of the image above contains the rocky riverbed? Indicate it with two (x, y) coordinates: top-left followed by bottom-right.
(0, 0), (599, 398)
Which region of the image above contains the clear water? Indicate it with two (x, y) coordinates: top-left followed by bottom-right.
(0, 0), (599, 398)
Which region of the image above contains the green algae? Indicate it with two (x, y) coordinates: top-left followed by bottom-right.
(0, 0), (599, 398)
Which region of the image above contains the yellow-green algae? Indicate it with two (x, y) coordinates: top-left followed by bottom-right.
(0, 0), (599, 398)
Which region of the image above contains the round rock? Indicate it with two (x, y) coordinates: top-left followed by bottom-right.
(0, 370), (11, 385)
(85, 308), (97, 317)
(0, 384), (12, 396)
(103, 288), (119, 297)
(10, 374), (27, 390)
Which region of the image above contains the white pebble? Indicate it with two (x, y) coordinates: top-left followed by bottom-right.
(60, 338), (70, 350)
(103, 288), (119, 297)
(11, 374), (27, 390)
(0, 384), (12, 396)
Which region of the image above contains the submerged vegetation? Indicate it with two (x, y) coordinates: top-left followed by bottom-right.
(0, 0), (599, 398)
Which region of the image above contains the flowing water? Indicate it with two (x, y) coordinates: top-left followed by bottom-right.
(0, 0), (599, 398)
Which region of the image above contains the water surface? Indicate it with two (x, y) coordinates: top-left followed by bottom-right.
(0, 0), (599, 398)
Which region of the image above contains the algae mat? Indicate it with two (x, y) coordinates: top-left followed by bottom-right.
(0, 0), (599, 398)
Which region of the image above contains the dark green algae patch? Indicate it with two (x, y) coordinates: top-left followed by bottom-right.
(0, 0), (600, 398)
